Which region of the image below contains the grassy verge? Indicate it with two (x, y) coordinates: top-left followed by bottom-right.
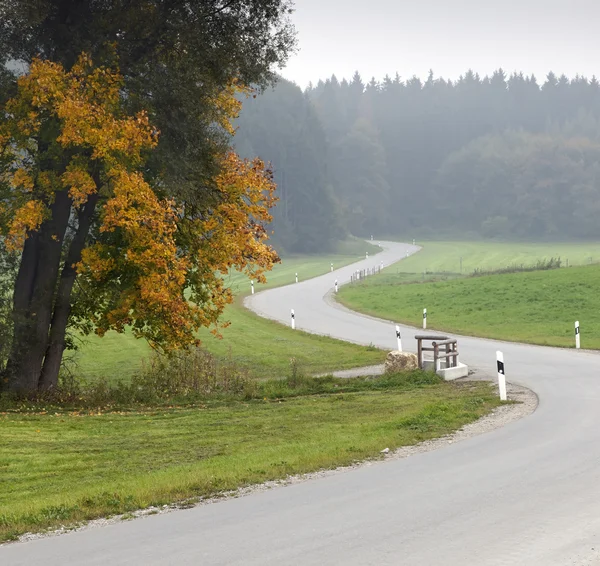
(73, 238), (383, 381)
(339, 241), (600, 348)
(0, 372), (501, 542)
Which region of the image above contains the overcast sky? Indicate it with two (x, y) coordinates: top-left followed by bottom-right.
(281, 0), (600, 88)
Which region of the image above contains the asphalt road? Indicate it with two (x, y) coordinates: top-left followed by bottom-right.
(3, 241), (600, 565)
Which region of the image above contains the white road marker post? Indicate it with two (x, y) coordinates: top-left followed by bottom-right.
(575, 321), (581, 349)
(295, 272), (298, 284)
(423, 308), (427, 329)
(496, 351), (507, 401)
(366, 252), (369, 260)
(406, 251), (409, 258)
(335, 279), (338, 293)
(381, 260), (384, 270)
(330, 262), (333, 272)
(251, 280), (254, 295)
(291, 309), (295, 330)
(371, 234), (373, 241)
(412, 239), (415, 245)
(395, 325), (402, 352)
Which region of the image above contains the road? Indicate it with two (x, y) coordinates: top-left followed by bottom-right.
(3, 241), (600, 565)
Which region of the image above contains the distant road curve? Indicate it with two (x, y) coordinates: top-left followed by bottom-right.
(3, 241), (600, 565)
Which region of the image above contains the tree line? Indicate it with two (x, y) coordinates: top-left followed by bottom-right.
(236, 69), (600, 248)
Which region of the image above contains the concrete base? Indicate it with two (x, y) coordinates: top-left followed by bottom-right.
(423, 360), (469, 381)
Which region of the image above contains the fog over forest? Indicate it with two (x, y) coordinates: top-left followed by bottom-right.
(236, 69), (600, 252)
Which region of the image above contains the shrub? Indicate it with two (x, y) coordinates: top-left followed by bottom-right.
(471, 257), (562, 277)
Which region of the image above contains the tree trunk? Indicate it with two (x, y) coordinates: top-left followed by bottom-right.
(6, 190), (72, 393)
(4, 235), (41, 392)
(39, 193), (99, 390)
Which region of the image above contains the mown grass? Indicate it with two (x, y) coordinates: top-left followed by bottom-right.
(340, 252), (600, 348)
(72, 238), (383, 381)
(0, 372), (501, 542)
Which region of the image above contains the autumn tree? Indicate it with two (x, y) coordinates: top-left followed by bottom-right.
(0, 55), (278, 392)
(0, 1), (294, 393)
(0, 1), (295, 196)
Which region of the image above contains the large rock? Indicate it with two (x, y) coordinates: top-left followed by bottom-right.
(384, 351), (418, 373)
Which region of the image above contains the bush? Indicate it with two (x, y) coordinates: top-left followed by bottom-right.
(471, 257), (562, 277)
(0, 347), (257, 410)
(133, 348), (257, 400)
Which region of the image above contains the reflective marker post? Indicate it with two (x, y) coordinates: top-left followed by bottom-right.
(335, 279), (338, 293)
(251, 280), (254, 295)
(295, 272), (298, 284)
(291, 309), (295, 330)
(395, 325), (402, 352)
(575, 321), (580, 349)
(423, 308), (427, 330)
(497, 351), (507, 401)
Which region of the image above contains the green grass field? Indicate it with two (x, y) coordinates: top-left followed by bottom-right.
(398, 240), (600, 275)
(339, 241), (600, 348)
(72, 238), (383, 381)
(0, 373), (501, 542)
(74, 304), (386, 381)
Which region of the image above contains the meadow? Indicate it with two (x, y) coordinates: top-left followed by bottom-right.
(394, 240), (600, 275)
(338, 240), (600, 348)
(72, 238), (384, 381)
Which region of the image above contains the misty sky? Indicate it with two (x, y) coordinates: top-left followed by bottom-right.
(281, 0), (600, 87)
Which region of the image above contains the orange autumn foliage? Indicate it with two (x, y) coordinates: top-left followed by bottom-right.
(0, 54), (278, 351)
(1, 53), (157, 250)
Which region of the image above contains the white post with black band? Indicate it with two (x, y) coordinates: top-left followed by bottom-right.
(423, 308), (427, 330)
(575, 321), (580, 349)
(335, 279), (338, 293)
(497, 350), (507, 401)
(395, 325), (402, 352)
(251, 280), (254, 295)
(291, 309), (295, 330)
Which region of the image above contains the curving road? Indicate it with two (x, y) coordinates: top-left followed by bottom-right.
(3, 241), (600, 565)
